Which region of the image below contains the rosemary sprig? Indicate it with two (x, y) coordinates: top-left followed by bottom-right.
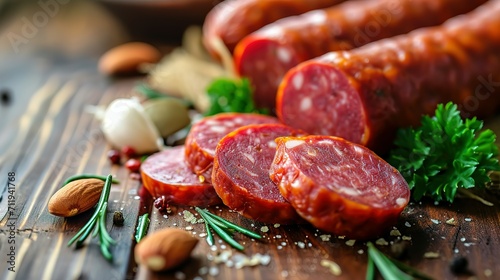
(201, 209), (262, 239)
(194, 207), (262, 251)
(67, 174), (116, 261)
(135, 213), (150, 243)
(63, 174), (120, 186)
(366, 242), (433, 280)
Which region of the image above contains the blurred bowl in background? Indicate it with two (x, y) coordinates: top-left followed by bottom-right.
(100, 0), (224, 44)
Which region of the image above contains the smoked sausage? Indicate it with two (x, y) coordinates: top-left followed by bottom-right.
(212, 124), (304, 224)
(185, 113), (279, 183)
(277, 0), (500, 152)
(269, 135), (410, 239)
(234, 0), (488, 110)
(141, 146), (222, 207)
(203, 0), (346, 60)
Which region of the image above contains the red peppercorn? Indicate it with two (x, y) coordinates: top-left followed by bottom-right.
(107, 149), (121, 165)
(121, 146), (137, 158)
(125, 158), (141, 172)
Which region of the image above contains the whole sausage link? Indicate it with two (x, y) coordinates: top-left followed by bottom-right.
(277, 0), (500, 153)
(203, 0), (346, 60)
(235, 0), (488, 110)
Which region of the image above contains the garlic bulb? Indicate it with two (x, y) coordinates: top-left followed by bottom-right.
(101, 98), (164, 154)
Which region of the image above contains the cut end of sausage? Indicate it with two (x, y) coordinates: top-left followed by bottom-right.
(277, 61), (368, 145)
(235, 37), (302, 110)
(141, 146), (222, 207)
(270, 135), (410, 239)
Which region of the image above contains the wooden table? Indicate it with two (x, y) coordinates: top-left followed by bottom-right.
(1, 2), (500, 280)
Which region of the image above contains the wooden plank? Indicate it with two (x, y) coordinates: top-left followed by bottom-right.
(0, 68), (144, 279)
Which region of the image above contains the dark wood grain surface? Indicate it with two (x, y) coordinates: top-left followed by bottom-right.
(1, 57), (500, 280)
(1, 1), (500, 280)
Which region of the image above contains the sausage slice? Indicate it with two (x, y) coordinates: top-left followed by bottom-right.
(269, 135), (410, 239)
(141, 146), (222, 207)
(185, 113), (279, 183)
(212, 124), (304, 224)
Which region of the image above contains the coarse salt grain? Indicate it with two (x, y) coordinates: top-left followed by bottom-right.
(320, 234), (331, 241)
(375, 238), (389, 246)
(274, 223), (281, 228)
(465, 218), (472, 222)
(431, 219), (440, 224)
(446, 218), (457, 225)
(405, 221), (412, 227)
(390, 229), (401, 236)
(174, 271), (186, 280)
(423, 252), (440, 258)
(261, 226), (269, 233)
(358, 249), (364, 254)
(321, 259), (342, 276)
(345, 240), (356, 246)
(297, 242), (306, 249)
(209, 266), (219, 276)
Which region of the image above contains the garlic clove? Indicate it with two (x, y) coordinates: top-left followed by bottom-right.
(101, 98), (164, 154)
(142, 98), (191, 138)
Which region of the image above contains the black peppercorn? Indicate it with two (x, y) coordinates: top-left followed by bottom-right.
(450, 256), (468, 274)
(1, 89), (11, 105)
(113, 211), (125, 226)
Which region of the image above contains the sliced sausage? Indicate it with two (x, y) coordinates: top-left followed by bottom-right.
(234, 0), (488, 110)
(141, 146), (222, 207)
(203, 0), (346, 60)
(212, 124), (304, 224)
(185, 113), (279, 183)
(277, 0), (500, 153)
(269, 135), (410, 239)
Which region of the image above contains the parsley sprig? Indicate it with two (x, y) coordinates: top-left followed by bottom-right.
(388, 102), (500, 203)
(205, 78), (268, 116)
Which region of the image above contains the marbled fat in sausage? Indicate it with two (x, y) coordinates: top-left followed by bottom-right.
(141, 146), (222, 207)
(203, 0), (345, 60)
(185, 113), (279, 183)
(269, 135), (410, 239)
(277, 0), (500, 152)
(212, 124), (304, 224)
(235, 0), (488, 110)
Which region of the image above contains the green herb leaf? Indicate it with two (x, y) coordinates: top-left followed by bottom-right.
(135, 83), (193, 107)
(63, 174), (120, 186)
(366, 243), (433, 280)
(388, 102), (500, 203)
(136, 83), (165, 99)
(194, 207), (259, 250)
(205, 78), (268, 116)
(135, 213), (150, 243)
(68, 174), (115, 261)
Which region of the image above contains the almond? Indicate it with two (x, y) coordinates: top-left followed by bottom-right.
(134, 228), (198, 271)
(98, 42), (161, 76)
(48, 179), (104, 217)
